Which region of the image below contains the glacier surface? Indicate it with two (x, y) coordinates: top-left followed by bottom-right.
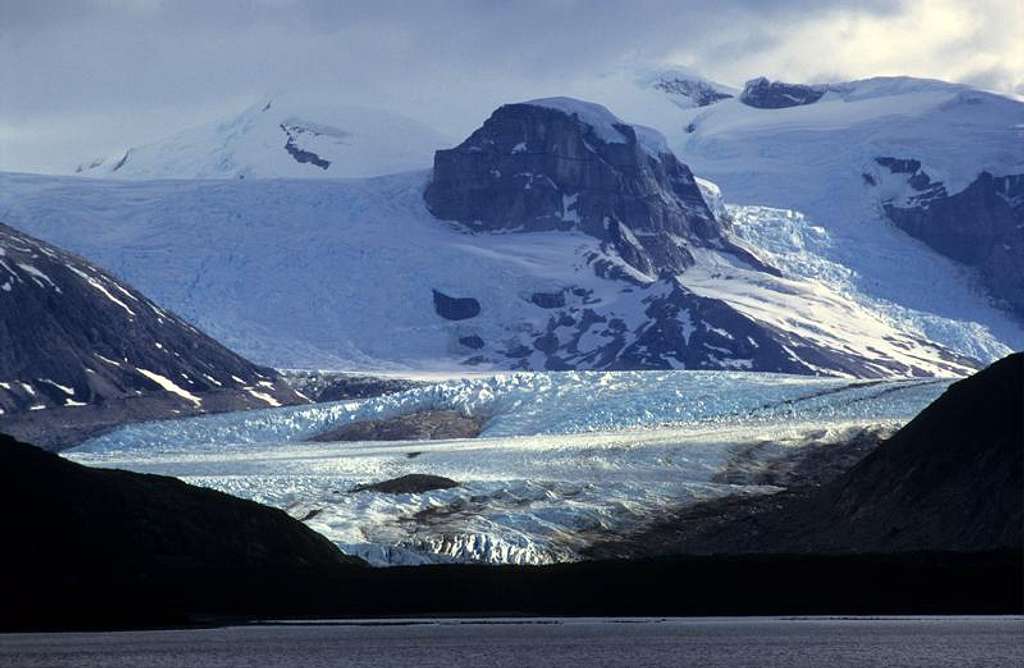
(68, 370), (952, 566)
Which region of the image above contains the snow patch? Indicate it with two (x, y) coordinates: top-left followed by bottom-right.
(135, 368), (203, 407)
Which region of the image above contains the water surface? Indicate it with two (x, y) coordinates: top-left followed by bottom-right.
(3, 616), (1021, 667)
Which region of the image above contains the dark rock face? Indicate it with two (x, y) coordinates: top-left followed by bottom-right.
(281, 123), (331, 169)
(530, 291), (566, 309)
(0, 223), (304, 449)
(351, 473), (460, 494)
(591, 353), (1023, 557)
(739, 77), (827, 109)
(432, 289), (481, 320)
(423, 99), (745, 277)
(459, 335), (485, 350)
(280, 370), (428, 403)
(607, 282), (811, 373)
(652, 77), (733, 107)
(310, 409), (487, 443)
(873, 160), (1024, 317)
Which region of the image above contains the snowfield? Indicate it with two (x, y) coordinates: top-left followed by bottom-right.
(72, 97), (452, 180)
(68, 370), (952, 565)
(0, 169), (995, 375)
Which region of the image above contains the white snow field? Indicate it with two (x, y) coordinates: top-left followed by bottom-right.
(72, 96), (452, 180)
(68, 370), (952, 566)
(0, 169), (988, 375)
(578, 70), (1024, 363)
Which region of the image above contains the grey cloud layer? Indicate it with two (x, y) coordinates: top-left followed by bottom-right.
(0, 0), (1016, 173)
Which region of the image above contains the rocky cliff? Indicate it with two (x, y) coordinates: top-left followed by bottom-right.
(424, 97), (769, 279)
(873, 160), (1024, 318)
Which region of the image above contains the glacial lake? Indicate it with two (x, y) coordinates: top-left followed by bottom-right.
(2, 616), (1022, 667)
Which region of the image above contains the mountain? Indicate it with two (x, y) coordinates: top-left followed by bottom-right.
(0, 222), (304, 449)
(617, 72), (1023, 363)
(590, 353), (1023, 557)
(73, 96), (452, 180)
(424, 97), (771, 278)
(0, 96), (980, 377)
(0, 433), (362, 629)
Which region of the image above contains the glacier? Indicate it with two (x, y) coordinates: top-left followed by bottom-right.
(68, 370), (952, 566)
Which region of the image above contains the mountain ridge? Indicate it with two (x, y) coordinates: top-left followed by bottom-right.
(0, 222), (306, 449)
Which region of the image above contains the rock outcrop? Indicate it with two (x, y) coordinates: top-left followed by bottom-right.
(739, 77), (827, 108)
(650, 75), (734, 108)
(872, 160), (1024, 318)
(0, 223), (305, 449)
(424, 97), (766, 278)
(310, 410), (487, 442)
(351, 474), (461, 494)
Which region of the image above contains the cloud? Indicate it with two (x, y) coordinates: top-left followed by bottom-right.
(0, 0), (1017, 173)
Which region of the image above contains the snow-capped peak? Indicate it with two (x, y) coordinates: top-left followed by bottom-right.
(73, 95), (453, 180)
(521, 97), (634, 144)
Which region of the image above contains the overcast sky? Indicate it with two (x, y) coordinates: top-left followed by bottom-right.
(1, 0), (1020, 173)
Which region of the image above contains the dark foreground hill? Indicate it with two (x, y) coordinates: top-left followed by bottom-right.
(589, 353), (1023, 558)
(2, 424), (1020, 631)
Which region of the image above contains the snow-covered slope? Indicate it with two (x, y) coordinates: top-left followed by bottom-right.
(73, 97), (451, 180)
(0, 167), (975, 377)
(68, 369), (952, 565)
(600, 71), (1024, 361)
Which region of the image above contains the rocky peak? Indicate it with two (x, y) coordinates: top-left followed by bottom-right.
(424, 97), (750, 278)
(740, 77), (827, 109)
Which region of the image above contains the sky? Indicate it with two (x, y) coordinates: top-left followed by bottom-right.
(1, 0), (1021, 174)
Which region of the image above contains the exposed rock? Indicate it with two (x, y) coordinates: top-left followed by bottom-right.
(873, 160), (1024, 318)
(281, 123), (331, 169)
(739, 77), (827, 108)
(459, 335), (485, 350)
(530, 291), (566, 309)
(0, 223), (304, 450)
(652, 77), (733, 107)
(424, 97), (766, 277)
(432, 289), (481, 320)
(351, 474), (460, 494)
(310, 409), (487, 442)
(485, 276), (928, 376)
(279, 370), (428, 402)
